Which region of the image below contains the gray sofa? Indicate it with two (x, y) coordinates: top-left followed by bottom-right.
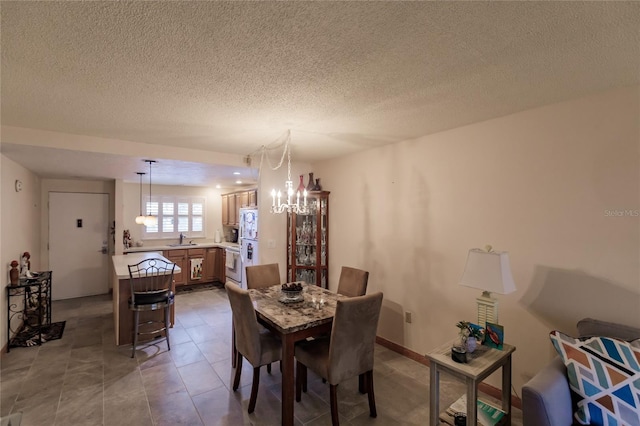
(522, 318), (640, 426)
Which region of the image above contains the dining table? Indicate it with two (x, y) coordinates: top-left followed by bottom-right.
(248, 282), (346, 426)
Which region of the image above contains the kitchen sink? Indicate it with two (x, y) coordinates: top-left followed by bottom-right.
(168, 243), (198, 247)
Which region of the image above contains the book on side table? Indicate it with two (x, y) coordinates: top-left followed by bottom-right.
(439, 394), (506, 426)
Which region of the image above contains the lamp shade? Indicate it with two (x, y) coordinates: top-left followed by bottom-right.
(143, 215), (157, 227)
(459, 248), (516, 295)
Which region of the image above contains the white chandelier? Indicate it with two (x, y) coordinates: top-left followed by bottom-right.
(269, 131), (309, 215)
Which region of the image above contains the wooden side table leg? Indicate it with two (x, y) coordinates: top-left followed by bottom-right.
(502, 356), (513, 424)
(429, 364), (439, 426)
(467, 378), (478, 426)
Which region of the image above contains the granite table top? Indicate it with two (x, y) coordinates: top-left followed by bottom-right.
(248, 283), (346, 335)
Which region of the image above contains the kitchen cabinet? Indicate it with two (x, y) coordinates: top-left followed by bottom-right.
(222, 195), (229, 226)
(287, 191), (330, 288)
(248, 189), (257, 207)
(187, 248), (206, 284)
(164, 247), (225, 287)
(221, 189), (257, 226)
(233, 193), (241, 225)
(229, 194), (237, 225)
(221, 193), (236, 226)
(164, 250), (187, 286)
(204, 247), (223, 282)
(221, 250), (226, 283)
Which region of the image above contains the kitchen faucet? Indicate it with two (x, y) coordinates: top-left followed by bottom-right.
(179, 232), (186, 245)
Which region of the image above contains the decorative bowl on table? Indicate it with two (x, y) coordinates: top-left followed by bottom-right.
(280, 282), (304, 303)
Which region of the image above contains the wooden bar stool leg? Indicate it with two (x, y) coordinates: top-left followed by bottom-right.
(165, 305), (171, 351)
(131, 310), (140, 358)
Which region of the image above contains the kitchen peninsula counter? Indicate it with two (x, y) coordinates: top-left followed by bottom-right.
(111, 252), (182, 346)
(123, 241), (239, 254)
(123, 242), (236, 288)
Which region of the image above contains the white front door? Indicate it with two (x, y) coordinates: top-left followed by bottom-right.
(49, 192), (110, 300)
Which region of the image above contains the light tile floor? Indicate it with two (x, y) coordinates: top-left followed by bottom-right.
(1, 285), (523, 425)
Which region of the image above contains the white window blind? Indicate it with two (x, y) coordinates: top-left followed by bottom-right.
(142, 196), (206, 239)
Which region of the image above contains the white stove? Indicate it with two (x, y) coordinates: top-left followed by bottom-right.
(224, 246), (242, 288)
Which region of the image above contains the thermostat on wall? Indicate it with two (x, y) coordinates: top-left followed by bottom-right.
(14, 180), (23, 192)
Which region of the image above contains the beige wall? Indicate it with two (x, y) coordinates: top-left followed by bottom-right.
(120, 182), (224, 249)
(313, 86), (640, 392)
(1, 155), (41, 348)
(39, 179), (116, 269)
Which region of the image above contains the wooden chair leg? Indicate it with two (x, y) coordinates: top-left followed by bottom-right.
(366, 370), (377, 418)
(164, 305), (171, 351)
(233, 353), (243, 391)
(231, 323), (237, 368)
(248, 366), (261, 414)
(329, 384), (340, 425)
(131, 310), (140, 358)
(359, 373), (365, 394)
(296, 361), (302, 402)
(302, 363), (307, 393)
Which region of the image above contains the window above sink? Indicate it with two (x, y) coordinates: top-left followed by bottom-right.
(142, 196), (205, 240)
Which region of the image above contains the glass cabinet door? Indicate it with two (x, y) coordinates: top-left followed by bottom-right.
(287, 191), (329, 288)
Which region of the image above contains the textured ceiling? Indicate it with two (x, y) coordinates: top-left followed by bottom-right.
(1, 1), (639, 186)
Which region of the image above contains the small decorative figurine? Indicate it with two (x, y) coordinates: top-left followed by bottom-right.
(20, 252), (33, 278)
(123, 229), (132, 249)
(10, 260), (19, 285)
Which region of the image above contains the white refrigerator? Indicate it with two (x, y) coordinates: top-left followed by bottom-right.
(239, 207), (259, 288)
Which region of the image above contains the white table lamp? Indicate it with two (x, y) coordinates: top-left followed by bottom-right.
(459, 247), (516, 326)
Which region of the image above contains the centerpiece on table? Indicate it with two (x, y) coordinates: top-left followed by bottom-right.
(280, 282), (304, 303)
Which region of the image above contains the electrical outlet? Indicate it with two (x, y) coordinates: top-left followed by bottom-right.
(405, 311), (412, 324)
(267, 239), (276, 249)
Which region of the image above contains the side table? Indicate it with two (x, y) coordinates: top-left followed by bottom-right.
(6, 271), (53, 352)
(426, 340), (516, 426)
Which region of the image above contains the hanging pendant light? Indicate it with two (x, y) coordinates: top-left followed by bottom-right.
(135, 172), (146, 224)
(143, 160), (158, 227)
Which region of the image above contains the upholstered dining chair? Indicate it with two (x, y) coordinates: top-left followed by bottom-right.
(245, 263), (281, 289)
(336, 266), (369, 297)
(295, 292), (384, 425)
(127, 258), (175, 358)
(316, 266), (369, 388)
(225, 281), (282, 414)
(237, 263), (281, 371)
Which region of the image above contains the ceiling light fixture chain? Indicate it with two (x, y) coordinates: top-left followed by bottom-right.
(249, 129), (290, 172)
(135, 172), (146, 225)
(142, 160), (158, 227)
(248, 129), (308, 215)
(245, 129), (308, 215)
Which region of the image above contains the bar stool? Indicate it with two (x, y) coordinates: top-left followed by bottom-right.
(127, 258), (175, 358)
